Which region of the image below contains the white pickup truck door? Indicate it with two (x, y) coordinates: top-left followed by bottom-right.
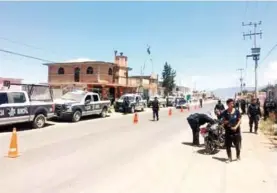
(91, 94), (102, 113)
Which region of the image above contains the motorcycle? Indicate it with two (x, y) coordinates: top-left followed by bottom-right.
(200, 120), (225, 154)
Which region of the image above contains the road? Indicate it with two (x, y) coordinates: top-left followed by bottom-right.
(0, 102), (276, 193)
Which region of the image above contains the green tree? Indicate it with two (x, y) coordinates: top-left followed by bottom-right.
(162, 62), (176, 96)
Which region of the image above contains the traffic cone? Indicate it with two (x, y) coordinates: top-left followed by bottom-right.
(188, 106), (190, 111)
(168, 108), (172, 116)
(181, 106), (184, 112)
(133, 113), (138, 124)
(8, 128), (19, 158)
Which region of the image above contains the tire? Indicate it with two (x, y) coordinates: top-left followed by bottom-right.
(32, 114), (46, 128)
(204, 137), (217, 154)
(100, 107), (107, 118)
(141, 106), (144, 112)
(72, 110), (82, 122)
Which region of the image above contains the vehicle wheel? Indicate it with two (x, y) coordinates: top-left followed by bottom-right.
(130, 106), (135, 113)
(72, 110), (82, 122)
(204, 138), (217, 154)
(32, 114), (46, 128)
(141, 106), (144, 112)
(100, 107), (107, 118)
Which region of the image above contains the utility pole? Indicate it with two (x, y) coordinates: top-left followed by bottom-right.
(242, 21), (262, 98)
(237, 68), (244, 95)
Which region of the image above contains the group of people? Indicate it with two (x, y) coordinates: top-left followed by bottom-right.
(187, 97), (262, 163)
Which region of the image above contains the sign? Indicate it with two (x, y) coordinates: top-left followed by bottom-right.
(17, 107), (28, 115)
(0, 109), (4, 116)
(8, 108), (16, 117)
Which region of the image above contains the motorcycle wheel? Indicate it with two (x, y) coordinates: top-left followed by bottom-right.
(204, 138), (217, 154)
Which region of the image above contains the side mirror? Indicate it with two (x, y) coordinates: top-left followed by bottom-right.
(85, 100), (91, 105)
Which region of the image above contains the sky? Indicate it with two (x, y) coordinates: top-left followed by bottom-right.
(0, 1), (277, 90)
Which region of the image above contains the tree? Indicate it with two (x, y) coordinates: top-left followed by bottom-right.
(162, 62), (176, 96)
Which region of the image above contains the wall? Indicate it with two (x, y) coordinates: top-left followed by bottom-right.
(48, 62), (113, 84)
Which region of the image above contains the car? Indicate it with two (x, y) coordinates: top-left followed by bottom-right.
(147, 95), (167, 108)
(175, 98), (189, 109)
(0, 81), (55, 128)
(114, 93), (146, 113)
(166, 96), (176, 106)
(54, 90), (110, 122)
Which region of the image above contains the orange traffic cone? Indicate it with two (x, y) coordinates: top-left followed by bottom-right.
(188, 106), (190, 111)
(133, 113), (138, 124)
(168, 108), (172, 116)
(181, 106), (184, 112)
(8, 128), (19, 158)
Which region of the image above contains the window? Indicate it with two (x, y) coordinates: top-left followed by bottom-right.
(58, 67), (64, 74)
(0, 93), (8, 105)
(92, 94), (99, 102)
(85, 95), (92, 101)
(87, 67), (93, 74)
(108, 68), (113, 75)
(74, 67), (80, 82)
(8, 92), (26, 103)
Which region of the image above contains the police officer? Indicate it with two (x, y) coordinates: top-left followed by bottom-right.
(199, 98), (203, 108)
(221, 98), (242, 162)
(187, 113), (215, 146)
(248, 98), (262, 134)
(214, 100), (225, 119)
(263, 98), (270, 121)
(256, 98), (261, 107)
(235, 99), (240, 110)
(240, 98), (246, 114)
(123, 96), (130, 114)
(152, 96), (160, 121)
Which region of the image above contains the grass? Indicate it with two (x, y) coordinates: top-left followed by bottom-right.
(260, 112), (277, 145)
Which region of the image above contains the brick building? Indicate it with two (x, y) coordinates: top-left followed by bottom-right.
(43, 53), (136, 99)
(0, 77), (23, 90)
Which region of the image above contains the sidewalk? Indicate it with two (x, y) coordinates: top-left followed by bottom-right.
(223, 115), (277, 193)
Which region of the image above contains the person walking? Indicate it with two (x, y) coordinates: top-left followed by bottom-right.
(214, 100), (225, 119)
(152, 97), (160, 121)
(199, 98), (203, 108)
(240, 98), (246, 115)
(221, 98), (242, 163)
(248, 98), (262, 134)
(187, 113), (215, 146)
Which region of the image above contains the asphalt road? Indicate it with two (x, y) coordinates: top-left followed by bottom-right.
(0, 102), (276, 193)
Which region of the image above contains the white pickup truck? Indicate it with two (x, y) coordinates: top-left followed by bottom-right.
(54, 90), (111, 122)
(0, 82), (55, 128)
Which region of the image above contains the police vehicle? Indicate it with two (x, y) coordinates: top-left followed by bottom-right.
(147, 95), (167, 108)
(114, 93), (147, 113)
(54, 90), (111, 122)
(0, 81), (55, 128)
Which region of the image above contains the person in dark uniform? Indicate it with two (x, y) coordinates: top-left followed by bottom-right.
(187, 113), (215, 146)
(248, 98), (262, 134)
(221, 98), (242, 163)
(152, 97), (160, 121)
(123, 96), (130, 114)
(256, 98), (261, 107)
(263, 99), (270, 121)
(199, 98), (203, 108)
(234, 99), (240, 110)
(240, 98), (246, 114)
(214, 100), (225, 119)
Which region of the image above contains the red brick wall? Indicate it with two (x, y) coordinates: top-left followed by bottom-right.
(48, 63), (114, 84)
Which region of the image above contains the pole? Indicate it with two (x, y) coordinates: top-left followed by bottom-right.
(242, 21), (262, 99)
(237, 68), (244, 94)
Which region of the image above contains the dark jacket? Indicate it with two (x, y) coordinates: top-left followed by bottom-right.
(221, 109), (241, 135)
(152, 100), (160, 111)
(214, 103), (225, 111)
(187, 113), (215, 126)
(248, 104), (262, 118)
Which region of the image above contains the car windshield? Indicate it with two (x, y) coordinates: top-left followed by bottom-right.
(22, 85), (52, 101)
(119, 95), (135, 101)
(61, 92), (85, 102)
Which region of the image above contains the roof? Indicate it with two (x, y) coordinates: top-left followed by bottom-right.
(129, 75), (156, 79)
(43, 60), (116, 66)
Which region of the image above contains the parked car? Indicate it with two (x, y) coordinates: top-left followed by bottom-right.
(175, 98), (189, 109)
(166, 96), (176, 106)
(148, 95), (167, 108)
(114, 93), (146, 113)
(0, 81), (55, 128)
(54, 90), (110, 122)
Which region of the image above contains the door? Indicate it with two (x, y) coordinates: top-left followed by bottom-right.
(0, 92), (30, 125)
(92, 94), (102, 114)
(84, 94), (93, 116)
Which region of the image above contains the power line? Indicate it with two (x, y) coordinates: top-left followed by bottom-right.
(260, 43), (277, 64)
(0, 48), (55, 63)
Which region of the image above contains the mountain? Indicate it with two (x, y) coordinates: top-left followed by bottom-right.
(212, 87), (255, 99)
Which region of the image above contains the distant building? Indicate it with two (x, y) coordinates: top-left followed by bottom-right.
(128, 74), (158, 97)
(0, 77), (23, 90)
(43, 52), (136, 99)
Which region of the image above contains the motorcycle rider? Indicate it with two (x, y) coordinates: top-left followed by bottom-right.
(248, 98), (262, 134)
(152, 96), (160, 121)
(187, 113), (215, 146)
(221, 98), (242, 163)
(214, 100), (225, 119)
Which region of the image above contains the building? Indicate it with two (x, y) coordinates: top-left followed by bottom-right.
(43, 52), (136, 99)
(128, 74), (158, 97)
(0, 77), (23, 90)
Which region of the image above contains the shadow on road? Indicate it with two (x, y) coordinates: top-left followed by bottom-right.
(50, 114), (111, 123)
(212, 156), (228, 162)
(242, 131), (253, 134)
(197, 149), (219, 155)
(181, 142), (204, 147)
(0, 123), (54, 133)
